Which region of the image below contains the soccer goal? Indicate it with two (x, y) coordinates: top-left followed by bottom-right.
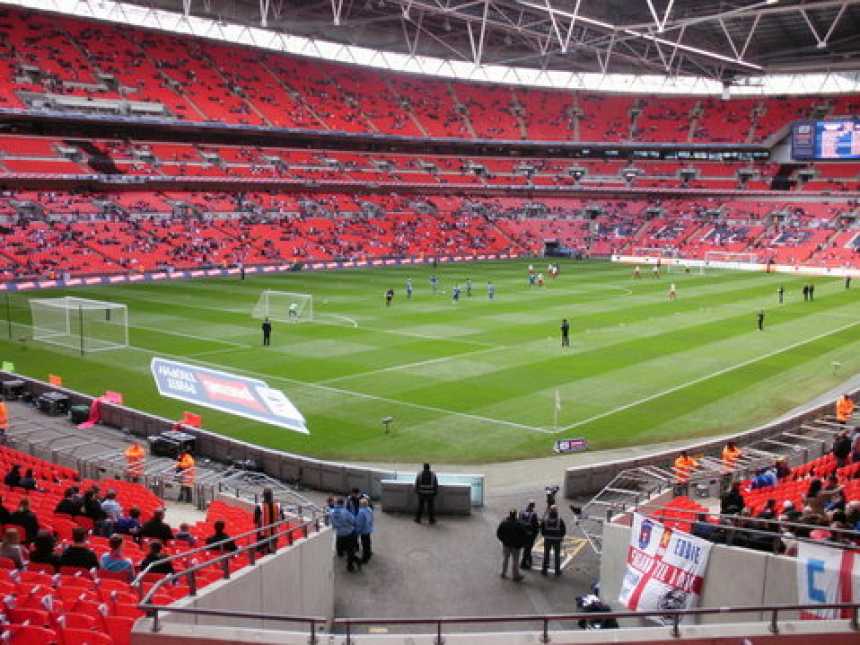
(666, 261), (704, 275)
(29, 297), (129, 354)
(703, 251), (760, 269)
(252, 291), (313, 323)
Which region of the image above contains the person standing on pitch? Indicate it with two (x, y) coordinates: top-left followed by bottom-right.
(777, 285), (784, 304)
(465, 278), (472, 297)
(560, 319), (570, 348)
(487, 281), (495, 300)
(385, 288), (394, 307)
(406, 278), (413, 299)
(802, 284), (809, 302)
(809, 283), (815, 301)
(414, 463), (438, 524)
(846, 275), (852, 290)
(757, 310), (765, 331)
(261, 317), (272, 346)
(430, 274), (438, 294)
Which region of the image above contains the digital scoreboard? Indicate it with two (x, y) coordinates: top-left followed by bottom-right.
(792, 120), (860, 160)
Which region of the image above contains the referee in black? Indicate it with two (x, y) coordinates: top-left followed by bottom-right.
(262, 317), (272, 346)
(561, 318), (570, 348)
(757, 310), (765, 331)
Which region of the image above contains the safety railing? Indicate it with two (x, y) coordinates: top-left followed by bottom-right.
(136, 513), (325, 616)
(335, 602), (860, 644)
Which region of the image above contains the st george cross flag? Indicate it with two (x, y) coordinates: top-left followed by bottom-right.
(797, 541), (860, 619)
(618, 513), (713, 624)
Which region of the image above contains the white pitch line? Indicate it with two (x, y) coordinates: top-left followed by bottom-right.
(187, 346), (251, 359)
(320, 345), (509, 385)
(125, 345), (553, 435)
(131, 323), (249, 348)
(317, 313), (359, 328)
(558, 318), (860, 433)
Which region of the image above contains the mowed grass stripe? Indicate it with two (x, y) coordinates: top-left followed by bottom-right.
(0, 260), (852, 462)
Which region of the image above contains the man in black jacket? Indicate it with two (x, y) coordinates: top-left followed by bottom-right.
(518, 500), (539, 570)
(139, 509), (175, 543)
(497, 509), (528, 581)
(414, 463), (438, 524)
(540, 505), (566, 576)
(59, 527), (99, 570)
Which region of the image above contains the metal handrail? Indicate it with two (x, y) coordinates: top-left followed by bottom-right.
(334, 602), (860, 643)
(138, 514), (326, 637)
(132, 513), (323, 589)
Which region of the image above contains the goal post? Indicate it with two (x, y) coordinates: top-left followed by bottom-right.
(703, 251), (760, 269)
(29, 297), (129, 354)
(252, 291), (314, 323)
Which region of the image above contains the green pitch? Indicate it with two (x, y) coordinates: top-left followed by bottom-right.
(1, 260), (859, 464)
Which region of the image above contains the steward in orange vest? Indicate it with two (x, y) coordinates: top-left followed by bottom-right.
(176, 451), (195, 503)
(254, 487), (285, 554)
(836, 394), (855, 424)
(124, 442), (145, 482)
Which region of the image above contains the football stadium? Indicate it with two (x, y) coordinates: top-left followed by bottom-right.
(0, 0), (858, 643)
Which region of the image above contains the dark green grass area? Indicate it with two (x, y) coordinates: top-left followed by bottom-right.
(1, 260), (858, 463)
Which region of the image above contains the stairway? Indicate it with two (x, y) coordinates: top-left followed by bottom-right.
(71, 140), (122, 175)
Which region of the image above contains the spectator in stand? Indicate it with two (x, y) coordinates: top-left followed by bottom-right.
(19, 469), (37, 491)
(140, 509), (174, 543)
(55, 487), (82, 516)
(29, 529), (60, 569)
(0, 496), (10, 526)
(9, 499), (39, 543)
(82, 489), (107, 524)
(780, 500), (802, 524)
(826, 489), (847, 515)
(774, 457), (791, 480)
(846, 501), (860, 531)
(721, 482), (745, 515)
(4, 464), (21, 488)
(140, 540), (174, 575)
(205, 520), (237, 554)
(691, 513), (720, 542)
(174, 523), (197, 546)
(100, 490), (123, 531)
(0, 528), (27, 568)
(60, 527), (99, 571)
(100, 534), (134, 579)
(115, 507), (142, 538)
(805, 478), (842, 516)
(750, 466), (778, 490)
(756, 499), (778, 521)
(833, 431), (852, 467)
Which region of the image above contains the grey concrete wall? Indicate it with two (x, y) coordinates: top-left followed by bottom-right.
(160, 524), (334, 631)
(566, 388), (859, 498)
(600, 521), (800, 626)
(380, 481), (472, 515)
(0, 372), (400, 498)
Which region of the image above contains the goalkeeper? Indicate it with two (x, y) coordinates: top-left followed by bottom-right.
(288, 303), (299, 320)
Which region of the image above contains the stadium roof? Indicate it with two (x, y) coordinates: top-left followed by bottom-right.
(120, 0), (860, 81)
(10, 0), (860, 94)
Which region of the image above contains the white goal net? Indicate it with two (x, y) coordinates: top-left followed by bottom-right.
(252, 291), (313, 323)
(30, 297), (129, 354)
(704, 251), (760, 268)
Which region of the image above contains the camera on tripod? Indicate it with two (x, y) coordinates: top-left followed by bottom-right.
(545, 485), (560, 508)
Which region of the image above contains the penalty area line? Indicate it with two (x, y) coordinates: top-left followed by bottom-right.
(125, 345), (553, 435)
(557, 318), (860, 433)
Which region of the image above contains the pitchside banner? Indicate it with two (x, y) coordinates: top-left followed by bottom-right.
(797, 541), (860, 619)
(618, 513), (712, 623)
(150, 357), (308, 435)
